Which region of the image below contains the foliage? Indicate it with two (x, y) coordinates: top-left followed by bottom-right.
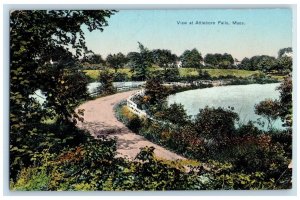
(255, 99), (281, 129)
(10, 10), (117, 179)
(11, 138), (196, 191)
(113, 71), (130, 82)
(163, 68), (181, 82)
(197, 69), (211, 80)
(127, 42), (153, 81)
(194, 107), (239, 140)
(106, 52), (127, 72)
(277, 76), (293, 127)
(278, 47), (292, 58)
(82, 54), (105, 65)
(204, 53), (234, 68)
(116, 99), (292, 190)
(144, 77), (169, 105)
(152, 49), (177, 70)
(159, 103), (190, 126)
(98, 69), (116, 95)
(276, 56), (292, 73)
(254, 76), (292, 128)
(239, 50), (292, 74)
(180, 48), (203, 68)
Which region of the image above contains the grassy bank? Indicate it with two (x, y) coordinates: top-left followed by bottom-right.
(83, 67), (284, 82)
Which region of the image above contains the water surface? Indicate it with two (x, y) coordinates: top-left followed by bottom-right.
(167, 83), (284, 130)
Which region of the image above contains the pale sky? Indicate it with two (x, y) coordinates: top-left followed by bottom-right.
(83, 9), (292, 60)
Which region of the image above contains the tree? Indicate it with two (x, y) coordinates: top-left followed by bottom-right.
(254, 76), (292, 128)
(278, 47), (292, 58)
(277, 76), (292, 127)
(164, 68), (180, 82)
(144, 77), (169, 105)
(240, 57), (252, 70)
(204, 53), (218, 67)
(276, 56), (292, 74)
(256, 55), (277, 72)
(10, 10), (117, 178)
(204, 53), (234, 68)
(83, 54), (105, 64)
(180, 48), (203, 68)
(98, 69), (116, 95)
(255, 99), (281, 129)
(197, 69), (211, 80)
(106, 52), (127, 72)
(127, 42), (153, 81)
(220, 53), (234, 68)
(194, 107), (239, 141)
(163, 103), (190, 126)
(152, 49), (177, 71)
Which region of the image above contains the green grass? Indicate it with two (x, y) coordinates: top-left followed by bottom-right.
(84, 67), (262, 81)
(204, 69), (261, 78)
(270, 75), (285, 81)
(83, 68), (133, 80)
(178, 68), (199, 77)
(179, 68), (261, 78)
(83, 70), (100, 80)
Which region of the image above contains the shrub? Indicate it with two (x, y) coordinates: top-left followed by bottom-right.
(113, 72), (130, 82)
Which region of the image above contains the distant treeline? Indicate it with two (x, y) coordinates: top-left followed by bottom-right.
(80, 44), (292, 74)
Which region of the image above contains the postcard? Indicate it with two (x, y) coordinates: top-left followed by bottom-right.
(8, 8), (293, 191)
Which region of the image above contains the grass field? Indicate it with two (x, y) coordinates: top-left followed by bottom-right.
(169, 68), (262, 78)
(83, 68), (133, 80)
(83, 67), (266, 81)
(203, 69), (261, 78)
(270, 75), (285, 81)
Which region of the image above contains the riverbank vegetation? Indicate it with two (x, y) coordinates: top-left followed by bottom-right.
(115, 76), (292, 189)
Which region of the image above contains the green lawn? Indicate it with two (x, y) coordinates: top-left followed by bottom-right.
(178, 68), (199, 77)
(270, 75), (285, 81)
(83, 68), (133, 80)
(83, 70), (101, 80)
(84, 67), (263, 81)
(179, 68), (261, 78)
(203, 69), (261, 78)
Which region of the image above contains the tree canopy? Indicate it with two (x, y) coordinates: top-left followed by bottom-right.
(127, 42), (153, 81)
(180, 48), (203, 68)
(106, 52), (127, 72)
(152, 49), (177, 70)
(10, 10), (117, 178)
(278, 47), (292, 58)
(204, 53), (234, 68)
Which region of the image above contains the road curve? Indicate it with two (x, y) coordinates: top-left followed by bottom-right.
(76, 90), (186, 161)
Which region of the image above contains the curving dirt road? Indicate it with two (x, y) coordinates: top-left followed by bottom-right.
(76, 90), (185, 161)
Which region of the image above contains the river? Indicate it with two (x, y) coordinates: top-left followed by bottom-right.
(167, 83), (284, 130)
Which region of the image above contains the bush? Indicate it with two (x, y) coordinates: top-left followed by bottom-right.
(194, 106), (239, 141)
(113, 72), (130, 82)
(127, 115), (142, 132)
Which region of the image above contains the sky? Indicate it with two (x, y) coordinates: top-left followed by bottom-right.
(83, 9), (293, 60)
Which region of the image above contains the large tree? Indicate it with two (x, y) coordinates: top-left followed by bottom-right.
(127, 42), (153, 81)
(82, 54), (105, 65)
(106, 52), (127, 72)
(152, 49), (177, 70)
(256, 55), (277, 72)
(278, 47), (292, 58)
(180, 48), (203, 68)
(10, 10), (116, 177)
(204, 53), (234, 68)
(255, 76), (292, 128)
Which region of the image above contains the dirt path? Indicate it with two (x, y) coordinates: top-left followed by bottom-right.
(77, 90), (185, 161)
